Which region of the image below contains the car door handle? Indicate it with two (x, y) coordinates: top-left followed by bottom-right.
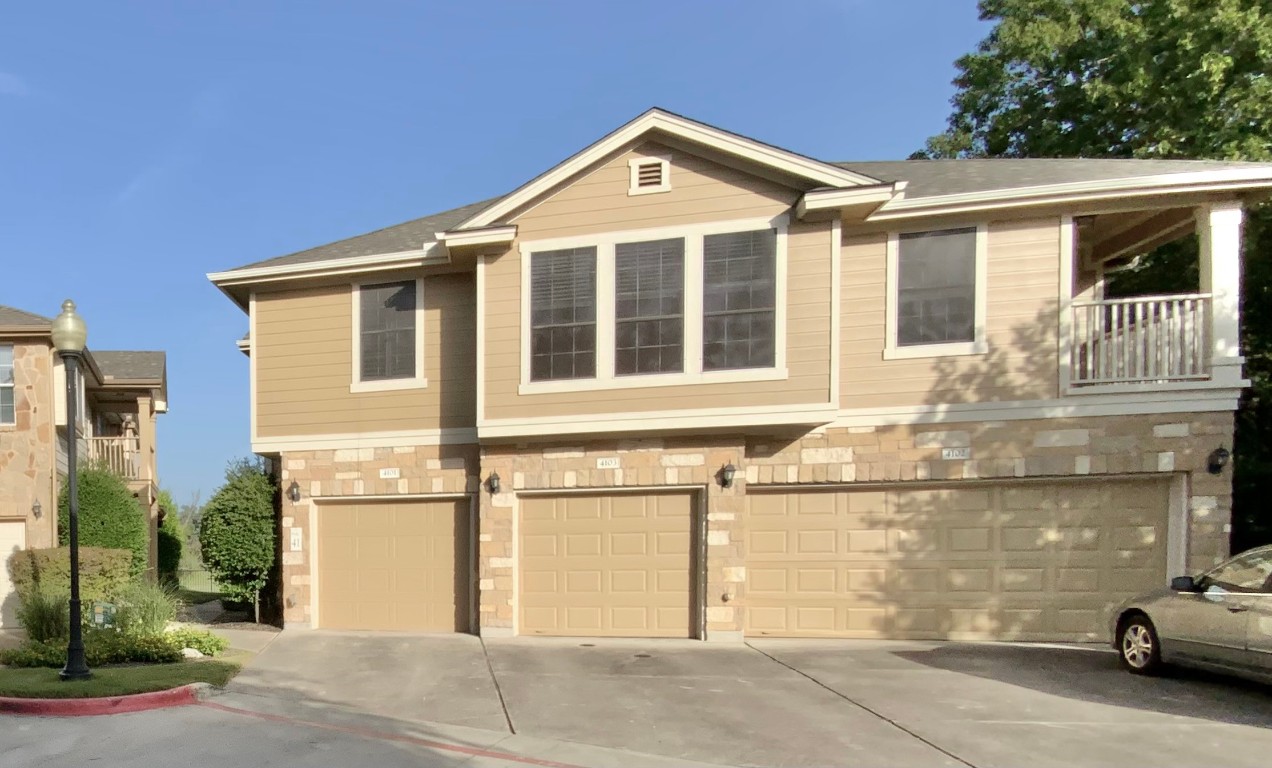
(1227, 605), (1250, 613)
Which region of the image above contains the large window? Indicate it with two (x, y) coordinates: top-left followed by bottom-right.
(355, 280), (422, 389)
(520, 217), (788, 392)
(530, 247), (597, 381)
(703, 229), (777, 370)
(615, 238), (684, 375)
(885, 225), (987, 359)
(0, 344), (13, 425)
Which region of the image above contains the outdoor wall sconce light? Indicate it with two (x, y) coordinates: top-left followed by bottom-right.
(287, 480), (301, 503)
(719, 463), (737, 489)
(1207, 447), (1231, 475)
(31, 499), (41, 519)
(487, 472), (501, 494)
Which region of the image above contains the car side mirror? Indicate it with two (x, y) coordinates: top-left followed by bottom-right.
(1171, 576), (1200, 592)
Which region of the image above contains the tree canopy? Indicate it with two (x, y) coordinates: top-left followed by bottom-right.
(922, 0), (1272, 549)
(199, 458), (276, 616)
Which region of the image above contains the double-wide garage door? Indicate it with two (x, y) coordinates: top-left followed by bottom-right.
(317, 500), (470, 632)
(520, 492), (695, 637)
(745, 478), (1169, 641)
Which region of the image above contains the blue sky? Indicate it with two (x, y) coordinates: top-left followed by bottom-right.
(0, 2), (989, 506)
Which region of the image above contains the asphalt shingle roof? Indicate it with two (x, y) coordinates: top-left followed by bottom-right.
(228, 196), (505, 273)
(831, 158), (1272, 201)
(0, 305), (52, 327)
(93, 350), (166, 382)
(216, 157), (1272, 276)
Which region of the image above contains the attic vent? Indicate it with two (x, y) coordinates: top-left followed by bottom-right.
(628, 156), (671, 196)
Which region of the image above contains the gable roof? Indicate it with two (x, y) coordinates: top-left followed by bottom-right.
(93, 350), (166, 382)
(0, 305), (52, 329)
(834, 158), (1272, 201)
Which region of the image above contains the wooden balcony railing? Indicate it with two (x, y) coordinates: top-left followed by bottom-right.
(87, 436), (143, 480)
(1070, 293), (1212, 386)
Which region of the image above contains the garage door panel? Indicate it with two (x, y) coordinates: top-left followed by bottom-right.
(746, 479), (1168, 641)
(318, 500), (469, 633)
(520, 492), (694, 637)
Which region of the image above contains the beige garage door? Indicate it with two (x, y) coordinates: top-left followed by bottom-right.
(318, 499), (470, 632)
(520, 492), (695, 637)
(746, 478), (1168, 641)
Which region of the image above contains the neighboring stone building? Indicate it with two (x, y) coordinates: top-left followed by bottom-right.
(0, 305), (168, 627)
(209, 108), (1267, 642)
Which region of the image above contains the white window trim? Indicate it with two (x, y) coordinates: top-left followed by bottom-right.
(350, 277), (427, 393)
(883, 223), (989, 361)
(518, 215), (789, 395)
(627, 155), (671, 196)
(0, 343), (13, 426)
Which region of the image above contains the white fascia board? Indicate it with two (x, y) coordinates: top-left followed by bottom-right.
(868, 168), (1272, 222)
(206, 244), (449, 287)
(457, 108), (880, 230)
(435, 225), (517, 248)
(796, 184), (899, 219)
(476, 403), (838, 440)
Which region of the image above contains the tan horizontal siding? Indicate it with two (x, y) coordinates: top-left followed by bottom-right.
(840, 218), (1060, 409)
(483, 150), (833, 421)
(513, 141), (797, 241)
(254, 273), (476, 437)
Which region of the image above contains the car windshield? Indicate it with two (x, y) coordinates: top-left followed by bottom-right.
(1199, 547), (1272, 592)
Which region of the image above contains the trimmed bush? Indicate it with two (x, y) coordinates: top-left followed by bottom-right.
(200, 458), (276, 616)
(157, 490), (185, 585)
(114, 582), (178, 637)
(0, 630), (183, 668)
(166, 627), (229, 657)
(8, 547), (132, 604)
(58, 466), (149, 579)
(15, 587), (69, 643)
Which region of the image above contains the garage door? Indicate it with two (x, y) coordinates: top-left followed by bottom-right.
(317, 499), (470, 632)
(520, 492), (695, 637)
(745, 479), (1168, 641)
(1, 521), (26, 629)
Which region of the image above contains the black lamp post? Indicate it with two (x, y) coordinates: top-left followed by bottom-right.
(53, 299), (91, 682)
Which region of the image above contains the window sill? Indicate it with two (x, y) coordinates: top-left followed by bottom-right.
(350, 377), (429, 394)
(518, 367), (788, 395)
(882, 341), (987, 361)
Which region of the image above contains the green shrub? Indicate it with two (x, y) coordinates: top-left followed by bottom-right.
(157, 490), (185, 585)
(0, 631), (183, 668)
(8, 547), (132, 604)
(166, 627), (229, 657)
(114, 582), (177, 637)
(58, 466), (149, 579)
(200, 458), (276, 614)
(15, 587), (70, 643)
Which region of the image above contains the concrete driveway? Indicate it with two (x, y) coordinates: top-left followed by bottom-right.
(226, 631), (1272, 768)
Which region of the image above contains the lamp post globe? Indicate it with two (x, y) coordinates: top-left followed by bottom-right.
(55, 299), (91, 681)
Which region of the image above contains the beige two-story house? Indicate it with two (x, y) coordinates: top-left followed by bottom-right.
(209, 109), (1272, 642)
(0, 305), (168, 627)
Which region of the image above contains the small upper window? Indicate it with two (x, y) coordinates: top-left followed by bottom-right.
(358, 281), (418, 382)
(0, 344), (14, 425)
(896, 228), (977, 347)
(628, 156), (671, 196)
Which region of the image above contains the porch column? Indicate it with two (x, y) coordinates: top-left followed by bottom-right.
(1197, 201), (1245, 388)
(136, 394), (158, 578)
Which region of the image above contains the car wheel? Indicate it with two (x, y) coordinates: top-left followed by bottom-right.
(1118, 614), (1162, 675)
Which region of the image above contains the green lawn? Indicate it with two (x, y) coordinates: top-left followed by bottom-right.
(0, 656), (244, 698)
(175, 588), (223, 606)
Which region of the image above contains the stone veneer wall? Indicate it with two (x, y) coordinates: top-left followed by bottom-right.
(0, 341), (56, 548)
(276, 443), (479, 627)
(271, 412), (1234, 636)
(475, 412), (1232, 639)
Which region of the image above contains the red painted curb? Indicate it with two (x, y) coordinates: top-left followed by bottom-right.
(0, 683), (201, 716)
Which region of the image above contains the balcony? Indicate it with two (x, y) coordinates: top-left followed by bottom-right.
(87, 436), (144, 481)
(1069, 293), (1212, 387)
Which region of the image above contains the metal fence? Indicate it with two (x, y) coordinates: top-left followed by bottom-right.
(174, 568), (226, 595)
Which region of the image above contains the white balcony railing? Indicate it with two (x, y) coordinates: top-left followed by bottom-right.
(1070, 293), (1212, 386)
(87, 436), (143, 480)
